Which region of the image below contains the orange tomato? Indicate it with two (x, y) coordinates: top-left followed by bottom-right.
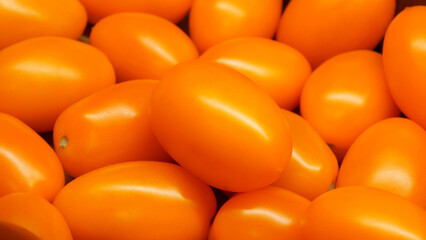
(383, 6), (426, 129)
(0, 0), (87, 49)
(90, 12), (198, 82)
(273, 110), (338, 200)
(200, 38), (312, 110)
(53, 161), (217, 240)
(0, 193), (72, 240)
(301, 186), (426, 240)
(337, 118), (426, 208)
(0, 36), (115, 132)
(150, 60), (292, 192)
(53, 80), (172, 177)
(189, 0), (282, 52)
(209, 186), (310, 240)
(300, 50), (400, 160)
(276, 0), (395, 68)
(0, 113), (64, 202)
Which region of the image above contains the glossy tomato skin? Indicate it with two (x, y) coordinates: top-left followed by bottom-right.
(301, 186), (426, 240)
(276, 0), (395, 68)
(90, 12), (198, 82)
(337, 118), (426, 208)
(53, 80), (173, 177)
(0, 193), (72, 240)
(300, 50), (400, 160)
(189, 0), (282, 52)
(53, 161), (217, 240)
(150, 61), (292, 192)
(383, 6), (426, 129)
(273, 110), (338, 200)
(0, 0), (87, 49)
(0, 36), (116, 132)
(0, 113), (64, 202)
(200, 38), (312, 110)
(209, 186), (310, 240)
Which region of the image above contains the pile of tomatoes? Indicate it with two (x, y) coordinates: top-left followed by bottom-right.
(0, 0), (425, 239)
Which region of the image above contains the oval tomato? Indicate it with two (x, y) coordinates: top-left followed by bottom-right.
(90, 12), (198, 82)
(53, 80), (172, 177)
(301, 186), (426, 240)
(0, 193), (72, 240)
(0, 36), (116, 132)
(53, 161), (217, 240)
(0, 113), (64, 202)
(276, 0), (395, 68)
(189, 0), (282, 52)
(200, 38), (312, 110)
(300, 50), (400, 160)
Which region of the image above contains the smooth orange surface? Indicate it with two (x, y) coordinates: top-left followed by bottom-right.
(276, 0), (395, 68)
(209, 187), (310, 240)
(300, 50), (400, 160)
(53, 161), (217, 240)
(53, 80), (172, 177)
(0, 193), (72, 240)
(150, 61), (292, 192)
(90, 12), (199, 82)
(189, 0), (282, 52)
(0, 36), (116, 132)
(337, 118), (426, 208)
(301, 186), (426, 240)
(200, 38), (311, 110)
(0, 113), (64, 202)
(383, 6), (426, 129)
(273, 110), (338, 200)
(0, 0), (86, 49)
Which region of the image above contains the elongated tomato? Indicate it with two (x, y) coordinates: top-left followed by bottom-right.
(53, 161), (217, 240)
(0, 113), (64, 202)
(53, 80), (172, 177)
(150, 61), (292, 192)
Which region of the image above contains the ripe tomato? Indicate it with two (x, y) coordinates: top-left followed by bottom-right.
(337, 118), (426, 208)
(300, 50), (400, 160)
(301, 186), (426, 240)
(209, 186), (310, 240)
(90, 12), (198, 82)
(150, 60), (292, 192)
(200, 37), (312, 110)
(383, 6), (426, 129)
(273, 110), (338, 200)
(0, 0), (87, 49)
(0, 113), (64, 202)
(53, 80), (172, 177)
(0, 193), (72, 240)
(53, 161), (217, 240)
(189, 0), (282, 52)
(0, 36), (115, 132)
(276, 0), (395, 68)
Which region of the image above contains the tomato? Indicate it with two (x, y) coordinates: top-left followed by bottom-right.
(200, 38), (312, 110)
(0, 36), (115, 132)
(53, 80), (173, 177)
(276, 0), (395, 68)
(337, 118), (426, 208)
(53, 161), (217, 240)
(300, 50), (400, 160)
(189, 0), (282, 52)
(0, 193), (72, 240)
(301, 186), (426, 240)
(0, 113), (64, 202)
(150, 60), (292, 192)
(273, 110), (338, 200)
(0, 0), (86, 50)
(90, 12), (198, 82)
(383, 6), (426, 129)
